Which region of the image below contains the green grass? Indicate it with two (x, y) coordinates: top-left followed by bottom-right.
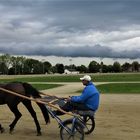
(0, 73), (140, 82)
(77, 83), (140, 94)
(0, 73), (140, 94)
(97, 83), (140, 94)
(31, 84), (63, 90)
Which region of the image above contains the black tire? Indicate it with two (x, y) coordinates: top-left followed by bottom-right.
(82, 116), (95, 134)
(60, 119), (84, 140)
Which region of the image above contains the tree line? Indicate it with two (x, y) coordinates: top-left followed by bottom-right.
(0, 54), (139, 75)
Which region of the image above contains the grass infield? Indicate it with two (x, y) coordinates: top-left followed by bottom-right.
(31, 84), (63, 90)
(32, 83), (140, 94)
(0, 73), (140, 82)
(0, 73), (140, 94)
(96, 83), (140, 94)
(76, 83), (140, 94)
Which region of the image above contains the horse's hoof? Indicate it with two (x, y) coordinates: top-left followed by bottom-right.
(9, 128), (14, 134)
(37, 131), (42, 136)
(0, 127), (5, 133)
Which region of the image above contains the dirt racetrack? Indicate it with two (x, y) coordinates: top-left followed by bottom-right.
(0, 82), (140, 140)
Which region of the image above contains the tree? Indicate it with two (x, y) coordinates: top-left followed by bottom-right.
(23, 59), (42, 74)
(132, 61), (139, 72)
(99, 61), (104, 73)
(0, 54), (11, 74)
(33, 61), (42, 74)
(43, 61), (52, 74)
(121, 62), (131, 72)
(102, 64), (109, 73)
(88, 61), (100, 73)
(113, 61), (121, 72)
(76, 65), (88, 73)
(65, 64), (77, 71)
(10, 56), (17, 74)
(16, 56), (26, 74)
(50, 66), (57, 74)
(0, 62), (7, 74)
(55, 64), (64, 74)
(107, 65), (114, 72)
(23, 59), (33, 74)
(10, 56), (26, 75)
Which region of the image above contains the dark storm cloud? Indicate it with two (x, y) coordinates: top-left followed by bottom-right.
(1, 0), (140, 31)
(0, 44), (139, 59)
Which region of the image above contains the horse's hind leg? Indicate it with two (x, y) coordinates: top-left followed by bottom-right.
(0, 124), (5, 133)
(7, 104), (22, 133)
(22, 100), (41, 136)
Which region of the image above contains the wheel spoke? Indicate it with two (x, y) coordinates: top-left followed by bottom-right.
(85, 117), (90, 122)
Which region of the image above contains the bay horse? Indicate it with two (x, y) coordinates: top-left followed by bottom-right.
(0, 82), (50, 135)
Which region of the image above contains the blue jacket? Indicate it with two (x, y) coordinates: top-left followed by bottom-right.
(71, 81), (100, 111)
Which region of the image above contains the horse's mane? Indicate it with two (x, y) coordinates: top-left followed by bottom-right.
(22, 82), (41, 98)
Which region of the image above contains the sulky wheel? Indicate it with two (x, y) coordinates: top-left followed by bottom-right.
(60, 119), (84, 140)
(82, 116), (95, 134)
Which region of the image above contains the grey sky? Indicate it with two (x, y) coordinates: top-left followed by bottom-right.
(0, 0), (140, 60)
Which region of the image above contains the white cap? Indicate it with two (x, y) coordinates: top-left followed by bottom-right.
(80, 75), (91, 81)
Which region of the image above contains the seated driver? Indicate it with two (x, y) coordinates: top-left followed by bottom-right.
(53, 75), (100, 115)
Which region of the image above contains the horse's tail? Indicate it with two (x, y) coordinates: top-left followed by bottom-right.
(22, 82), (50, 124)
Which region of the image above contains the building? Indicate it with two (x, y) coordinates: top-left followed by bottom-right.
(64, 69), (79, 74)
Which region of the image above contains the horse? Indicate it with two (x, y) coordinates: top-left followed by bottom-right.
(0, 82), (50, 135)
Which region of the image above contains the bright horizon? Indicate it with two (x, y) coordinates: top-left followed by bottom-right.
(18, 55), (140, 66)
